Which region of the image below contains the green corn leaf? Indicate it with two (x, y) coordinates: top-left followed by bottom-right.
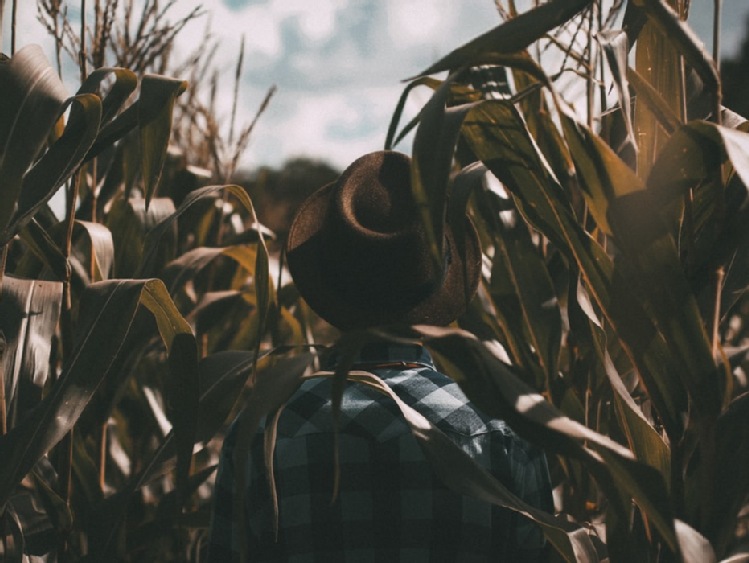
(627, 67), (682, 136)
(71, 220), (115, 283)
(108, 197), (175, 279)
(84, 103), (138, 163)
(77, 67), (138, 125)
(138, 74), (188, 210)
(384, 76), (442, 150)
(462, 99), (688, 439)
(88, 348), (260, 559)
(410, 0), (591, 79)
(458, 162), (562, 390)
(649, 121), (749, 315)
(412, 75), (478, 266)
(138, 277), (192, 352)
(599, 30), (637, 154)
(8, 93), (102, 243)
(489, 213), (561, 389)
(0, 276), (63, 431)
(137, 184), (255, 278)
(0, 45), (68, 237)
(166, 332), (200, 508)
(1, 502), (25, 563)
(571, 281), (671, 483)
(161, 245), (253, 293)
(15, 219), (69, 281)
(195, 350), (257, 443)
(646, 122), (726, 215)
(558, 105), (646, 239)
(0, 279), (190, 509)
(708, 392), (749, 553)
(675, 520), (717, 563)
(633, 0), (719, 108)
(562, 107), (721, 418)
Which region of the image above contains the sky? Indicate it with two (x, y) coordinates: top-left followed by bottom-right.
(3, 1), (749, 173)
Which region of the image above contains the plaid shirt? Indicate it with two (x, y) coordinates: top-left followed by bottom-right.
(208, 343), (553, 562)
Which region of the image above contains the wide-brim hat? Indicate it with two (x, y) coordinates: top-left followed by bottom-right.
(285, 150), (481, 330)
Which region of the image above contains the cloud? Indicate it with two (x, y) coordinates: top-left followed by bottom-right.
(246, 84), (413, 169)
(386, 0), (459, 47)
(213, 0), (501, 169)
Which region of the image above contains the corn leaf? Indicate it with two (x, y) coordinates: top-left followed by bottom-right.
(634, 0), (719, 106)
(9, 93), (102, 242)
(0, 276), (63, 430)
(412, 75), (478, 266)
(166, 332), (199, 507)
(161, 245), (253, 293)
(84, 103), (138, 163)
(559, 108), (720, 418)
(1, 502), (25, 562)
(0, 279), (190, 509)
(71, 220), (115, 282)
(107, 197), (175, 278)
(485, 194), (561, 388)
(627, 67), (682, 136)
(89, 348), (260, 559)
(599, 30), (637, 154)
(195, 350), (257, 443)
(16, 219), (69, 281)
(462, 99), (688, 438)
(384, 76), (442, 150)
(137, 278), (192, 352)
(558, 104), (646, 238)
(411, 0), (591, 78)
(647, 122), (730, 198)
(569, 279), (672, 545)
(0, 45), (68, 237)
(632, 2), (685, 179)
(709, 392), (749, 553)
(675, 520), (717, 563)
(137, 184), (255, 278)
(138, 74), (188, 210)
(648, 122), (749, 312)
(77, 67), (138, 125)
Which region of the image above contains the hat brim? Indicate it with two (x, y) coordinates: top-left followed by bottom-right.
(286, 181), (482, 330)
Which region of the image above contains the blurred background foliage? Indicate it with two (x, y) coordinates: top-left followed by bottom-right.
(1, 0), (749, 561)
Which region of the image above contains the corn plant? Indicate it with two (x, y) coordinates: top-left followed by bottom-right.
(381, 0), (749, 561)
(0, 1), (289, 560)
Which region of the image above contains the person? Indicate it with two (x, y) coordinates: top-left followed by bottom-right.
(207, 150), (554, 562)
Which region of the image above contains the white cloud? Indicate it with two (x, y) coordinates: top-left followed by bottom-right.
(240, 5), (284, 58)
(246, 84), (406, 169)
(387, 0), (456, 46)
(274, 0), (347, 44)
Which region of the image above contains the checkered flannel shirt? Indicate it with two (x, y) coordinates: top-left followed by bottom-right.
(208, 343), (553, 562)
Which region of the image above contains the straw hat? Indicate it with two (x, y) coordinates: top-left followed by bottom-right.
(285, 150), (481, 330)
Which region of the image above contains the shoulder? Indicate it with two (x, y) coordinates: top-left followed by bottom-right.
(383, 366), (515, 438)
(274, 375), (408, 441)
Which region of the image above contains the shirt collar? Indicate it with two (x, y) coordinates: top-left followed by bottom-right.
(321, 341), (436, 371)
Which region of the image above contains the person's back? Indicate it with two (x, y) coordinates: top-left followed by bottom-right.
(210, 342), (552, 562)
(207, 151), (554, 562)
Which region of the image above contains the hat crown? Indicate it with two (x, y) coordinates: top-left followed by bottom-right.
(338, 152), (415, 236)
(321, 152), (442, 312)
(285, 150), (481, 330)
